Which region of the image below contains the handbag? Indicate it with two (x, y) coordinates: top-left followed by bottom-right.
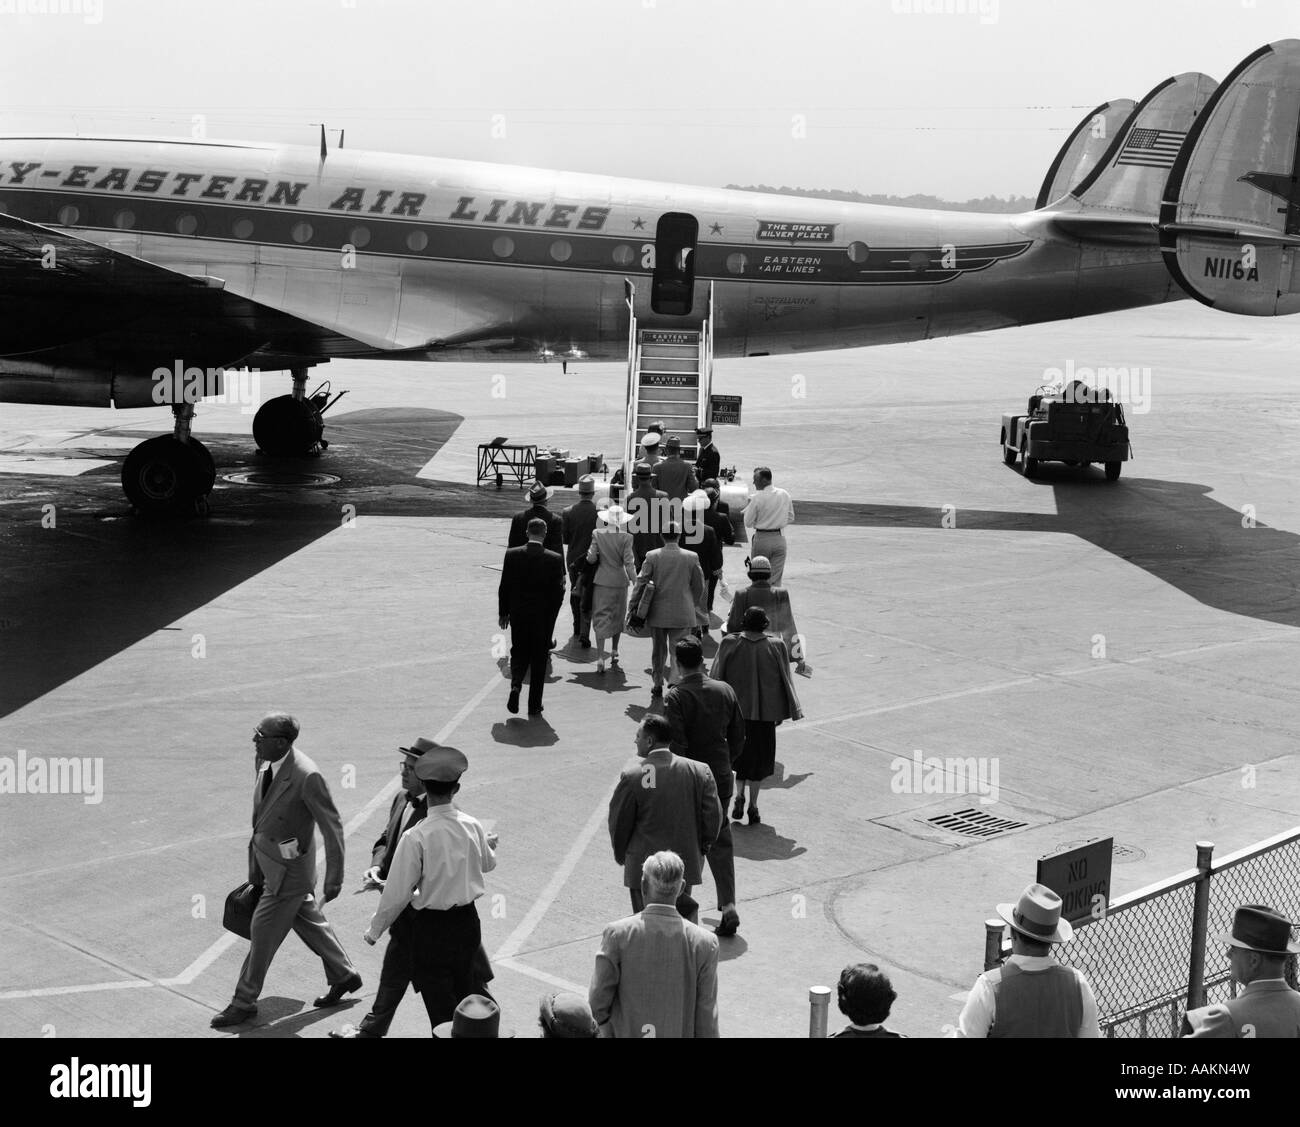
(624, 579), (656, 637)
(223, 881), (263, 939)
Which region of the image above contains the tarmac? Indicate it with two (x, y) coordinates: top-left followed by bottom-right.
(1, 299), (1298, 1038)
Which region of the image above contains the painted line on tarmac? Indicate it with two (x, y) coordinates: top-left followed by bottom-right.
(1, 671), (505, 1002)
(494, 957), (587, 995)
(492, 787), (611, 964)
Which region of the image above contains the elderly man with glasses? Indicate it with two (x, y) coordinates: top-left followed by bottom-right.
(211, 712), (361, 1028)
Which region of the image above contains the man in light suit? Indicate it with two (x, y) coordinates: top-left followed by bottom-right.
(608, 714), (722, 918)
(212, 713), (360, 1028)
(590, 850), (720, 1038)
(1182, 904), (1300, 1037)
(499, 517), (566, 717)
(630, 521), (705, 697)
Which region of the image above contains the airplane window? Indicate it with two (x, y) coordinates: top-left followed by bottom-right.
(292, 222), (314, 244)
(176, 213), (199, 236)
(612, 244), (634, 266)
(349, 226), (371, 249)
(726, 252), (748, 275)
(550, 240), (572, 263)
(847, 241), (869, 264)
(232, 218), (254, 239)
(493, 236), (515, 258)
(57, 205), (80, 226)
(407, 230), (429, 252)
(113, 209), (135, 230)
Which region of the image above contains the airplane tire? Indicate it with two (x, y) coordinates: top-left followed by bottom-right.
(253, 394), (325, 456)
(1105, 461), (1122, 481)
(122, 436), (212, 516)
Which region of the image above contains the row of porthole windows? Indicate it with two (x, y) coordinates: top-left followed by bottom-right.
(48, 208), (877, 271)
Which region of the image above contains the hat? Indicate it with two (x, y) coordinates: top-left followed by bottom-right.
(633, 461), (654, 478)
(398, 736), (439, 759)
(997, 883), (1074, 945)
(539, 992), (598, 1038)
(683, 489), (710, 513)
(1216, 905), (1300, 955)
(664, 436), (681, 452)
(577, 475), (595, 495)
(598, 504), (632, 525)
(695, 426), (713, 437)
(413, 745), (469, 782)
(432, 994), (514, 1038)
(747, 555), (772, 575)
(527, 483), (550, 504)
(640, 432), (661, 448)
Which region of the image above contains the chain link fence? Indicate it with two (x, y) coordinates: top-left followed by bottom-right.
(984, 829), (1300, 1037)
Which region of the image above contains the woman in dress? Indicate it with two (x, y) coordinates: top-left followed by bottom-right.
(710, 605), (803, 824)
(586, 502), (637, 673)
(725, 555), (811, 677)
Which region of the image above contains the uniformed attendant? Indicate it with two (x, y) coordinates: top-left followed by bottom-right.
(694, 427), (720, 485)
(363, 747), (499, 1036)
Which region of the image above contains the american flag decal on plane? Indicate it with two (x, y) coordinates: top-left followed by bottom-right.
(1115, 127), (1186, 168)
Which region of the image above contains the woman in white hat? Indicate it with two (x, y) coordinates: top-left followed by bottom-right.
(586, 502), (638, 673)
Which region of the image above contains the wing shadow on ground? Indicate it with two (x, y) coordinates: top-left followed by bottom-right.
(798, 474), (1300, 629)
(0, 408), (521, 717)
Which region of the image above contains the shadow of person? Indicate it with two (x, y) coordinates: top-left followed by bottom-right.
(764, 761), (813, 790)
(715, 933), (749, 962)
(234, 995), (361, 1038)
(490, 718), (559, 747)
(569, 670), (639, 694)
(624, 703), (655, 725)
(732, 822), (806, 862)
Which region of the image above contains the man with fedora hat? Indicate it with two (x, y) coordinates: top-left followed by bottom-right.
(625, 461), (668, 572)
(364, 746), (499, 1036)
(957, 882), (1100, 1037)
(508, 481), (563, 554)
(330, 738), (495, 1039)
(1182, 904), (1300, 1037)
(561, 474), (600, 648)
(433, 994), (513, 1038)
(694, 427), (720, 486)
(655, 436), (698, 502)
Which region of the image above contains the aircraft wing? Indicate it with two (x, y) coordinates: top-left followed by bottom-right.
(0, 211), (382, 372)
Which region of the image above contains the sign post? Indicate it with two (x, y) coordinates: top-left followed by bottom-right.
(709, 394), (742, 427)
(1037, 838), (1113, 927)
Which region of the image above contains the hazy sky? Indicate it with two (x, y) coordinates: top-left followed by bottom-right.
(4, 0), (1300, 199)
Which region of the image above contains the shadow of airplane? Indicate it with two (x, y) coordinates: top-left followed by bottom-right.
(798, 473), (1300, 629)
(3, 406), (1296, 720)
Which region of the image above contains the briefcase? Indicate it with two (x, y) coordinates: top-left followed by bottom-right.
(223, 881), (263, 939)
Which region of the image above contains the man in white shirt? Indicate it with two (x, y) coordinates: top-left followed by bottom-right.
(742, 466), (794, 584)
(363, 745), (499, 1035)
(957, 882), (1101, 1038)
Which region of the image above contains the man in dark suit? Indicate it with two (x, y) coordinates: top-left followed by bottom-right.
(682, 490), (724, 636)
(508, 482), (563, 554)
(654, 436), (698, 501)
(608, 714), (722, 917)
(560, 474), (599, 647)
(694, 427), (720, 485)
(664, 638), (744, 937)
(624, 461), (668, 571)
(212, 713), (361, 1028)
(499, 517), (566, 716)
(1182, 905), (1300, 1037)
(702, 478), (734, 546)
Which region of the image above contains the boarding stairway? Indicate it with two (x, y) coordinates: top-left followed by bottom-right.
(621, 281), (715, 480)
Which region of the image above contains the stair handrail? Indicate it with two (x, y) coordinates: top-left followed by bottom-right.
(623, 279), (637, 485)
(700, 280), (715, 430)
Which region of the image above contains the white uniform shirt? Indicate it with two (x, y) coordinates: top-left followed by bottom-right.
(364, 804), (496, 941)
(957, 953), (1100, 1037)
(743, 485), (795, 531)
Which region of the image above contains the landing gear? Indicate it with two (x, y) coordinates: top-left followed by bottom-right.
(121, 404), (216, 516)
(253, 367), (327, 456)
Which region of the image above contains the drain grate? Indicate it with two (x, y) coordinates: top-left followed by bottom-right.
(926, 808), (1029, 838)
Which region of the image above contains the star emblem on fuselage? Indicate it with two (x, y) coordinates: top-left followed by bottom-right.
(709, 222), (723, 235)
(632, 217), (646, 230)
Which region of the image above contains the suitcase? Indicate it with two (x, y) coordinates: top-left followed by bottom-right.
(562, 459), (580, 487)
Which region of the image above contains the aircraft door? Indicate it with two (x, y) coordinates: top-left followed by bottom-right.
(652, 211), (698, 316)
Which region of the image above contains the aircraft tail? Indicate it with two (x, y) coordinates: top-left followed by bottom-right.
(1068, 72), (1218, 216)
(1159, 40), (1300, 314)
(1035, 100), (1136, 209)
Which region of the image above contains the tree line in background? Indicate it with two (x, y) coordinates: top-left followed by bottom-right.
(726, 185), (1035, 213)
